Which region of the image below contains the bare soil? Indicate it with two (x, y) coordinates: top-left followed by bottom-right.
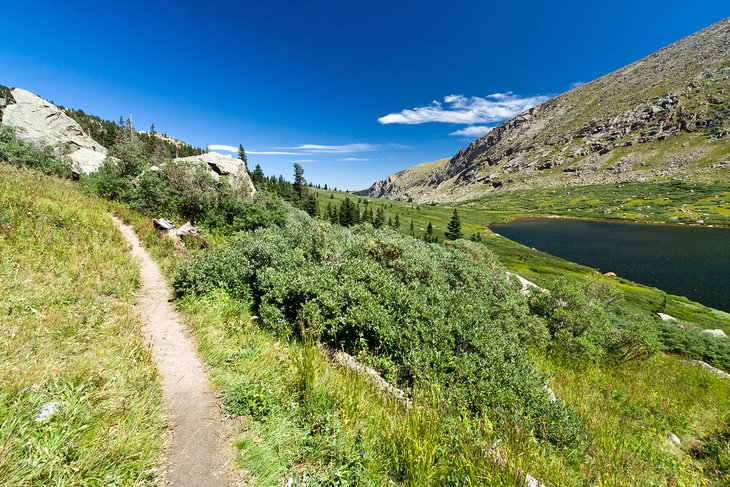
(113, 217), (238, 486)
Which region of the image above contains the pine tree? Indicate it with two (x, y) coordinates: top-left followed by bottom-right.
(293, 163), (307, 200)
(373, 207), (385, 229)
(238, 144), (248, 165)
(393, 213), (400, 229)
(409, 219), (414, 235)
(339, 197), (359, 227)
(252, 164), (265, 188)
(445, 209), (463, 240)
(303, 194), (319, 217)
(425, 222), (437, 243)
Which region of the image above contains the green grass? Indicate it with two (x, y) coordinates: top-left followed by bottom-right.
(139, 243), (730, 486)
(465, 179), (730, 227)
(0, 164), (165, 485)
(537, 352), (730, 485)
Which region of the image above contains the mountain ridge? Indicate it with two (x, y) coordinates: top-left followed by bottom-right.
(368, 18), (730, 203)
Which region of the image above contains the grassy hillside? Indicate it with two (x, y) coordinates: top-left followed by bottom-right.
(2, 129), (729, 485)
(130, 190), (730, 486)
(0, 164), (165, 485)
(466, 179), (730, 227)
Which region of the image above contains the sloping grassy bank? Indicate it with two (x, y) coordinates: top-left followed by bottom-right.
(3, 128), (728, 485)
(0, 164), (165, 485)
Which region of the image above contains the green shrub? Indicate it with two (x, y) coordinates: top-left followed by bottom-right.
(691, 416), (730, 479)
(0, 126), (73, 179)
(175, 214), (584, 447)
(657, 321), (730, 371)
(529, 279), (660, 364)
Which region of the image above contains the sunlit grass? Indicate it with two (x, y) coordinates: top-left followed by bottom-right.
(0, 164), (165, 485)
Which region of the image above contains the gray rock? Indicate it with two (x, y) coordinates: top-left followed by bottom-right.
(34, 401), (60, 422)
(2, 88), (107, 174)
(669, 433), (681, 445)
(702, 329), (727, 339)
(173, 152), (256, 196)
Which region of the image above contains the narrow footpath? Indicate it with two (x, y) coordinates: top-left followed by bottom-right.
(113, 217), (237, 486)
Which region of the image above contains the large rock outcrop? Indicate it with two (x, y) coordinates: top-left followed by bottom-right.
(172, 152), (256, 196)
(1, 88), (107, 174)
(368, 18), (730, 203)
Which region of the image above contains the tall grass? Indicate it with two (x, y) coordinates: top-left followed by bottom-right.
(0, 164), (165, 485)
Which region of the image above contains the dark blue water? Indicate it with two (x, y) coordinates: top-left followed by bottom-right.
(489, 218), (730, 312)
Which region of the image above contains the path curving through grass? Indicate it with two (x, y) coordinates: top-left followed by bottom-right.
(113, 217), (237, 486)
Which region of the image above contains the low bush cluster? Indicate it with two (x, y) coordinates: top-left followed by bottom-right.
(529, 279), (661, 363)
(175, 213), (585, 447)
(0, 126), (73, 179)
(657, 320), (730, 371)
(79, 136), (288, 233)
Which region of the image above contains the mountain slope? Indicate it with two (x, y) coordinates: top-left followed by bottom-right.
(368, 18), (730, 203)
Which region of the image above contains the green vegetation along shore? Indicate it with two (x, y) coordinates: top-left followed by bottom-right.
(2, 124), (730, 485)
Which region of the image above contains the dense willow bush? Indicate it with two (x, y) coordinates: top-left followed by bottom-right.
(529, 279), (661, 363)
(174, 212), (585, 447)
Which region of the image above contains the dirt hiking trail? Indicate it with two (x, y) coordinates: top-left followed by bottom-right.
(113, 217), (237, 486)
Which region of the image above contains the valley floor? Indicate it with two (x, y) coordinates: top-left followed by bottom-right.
(2, 165), (730, 486)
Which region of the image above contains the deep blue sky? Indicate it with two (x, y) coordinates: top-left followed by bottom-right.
(1, 1), (727, 189)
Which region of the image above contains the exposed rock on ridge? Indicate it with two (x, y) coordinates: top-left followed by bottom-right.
(173, 152), (256, 196)
(1, 88), (108, 174)
(368, 18), (730, 203)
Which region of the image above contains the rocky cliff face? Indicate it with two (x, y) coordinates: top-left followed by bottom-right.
(1, 88), (108, 174)
(368, 18), (730, 203)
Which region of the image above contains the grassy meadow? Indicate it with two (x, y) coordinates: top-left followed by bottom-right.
(2, 126), (730, 486)
(0, 164), (165, 485)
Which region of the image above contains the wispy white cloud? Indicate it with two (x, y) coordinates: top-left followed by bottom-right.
(377, 92), (549, 125)
(449, 126), (493, 138)
(208, 144), (238, 152)
(570, 81), (586, 89)
(337, 157), (374, 162)
(285, 159), (318, 163)
(285, 143), (380, 154)
(210, 142), (403, 157)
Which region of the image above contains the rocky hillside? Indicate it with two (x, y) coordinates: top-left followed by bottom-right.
(1, 88), (108, 173)
(0, 86), (255, 194)
(369, 18), (730, 203)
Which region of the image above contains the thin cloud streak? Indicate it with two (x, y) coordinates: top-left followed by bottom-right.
(285, 143), (380, 154)
(378, 92), (549, 125)
(207, 144), (238, 152)
(449, 126), (493, 137)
